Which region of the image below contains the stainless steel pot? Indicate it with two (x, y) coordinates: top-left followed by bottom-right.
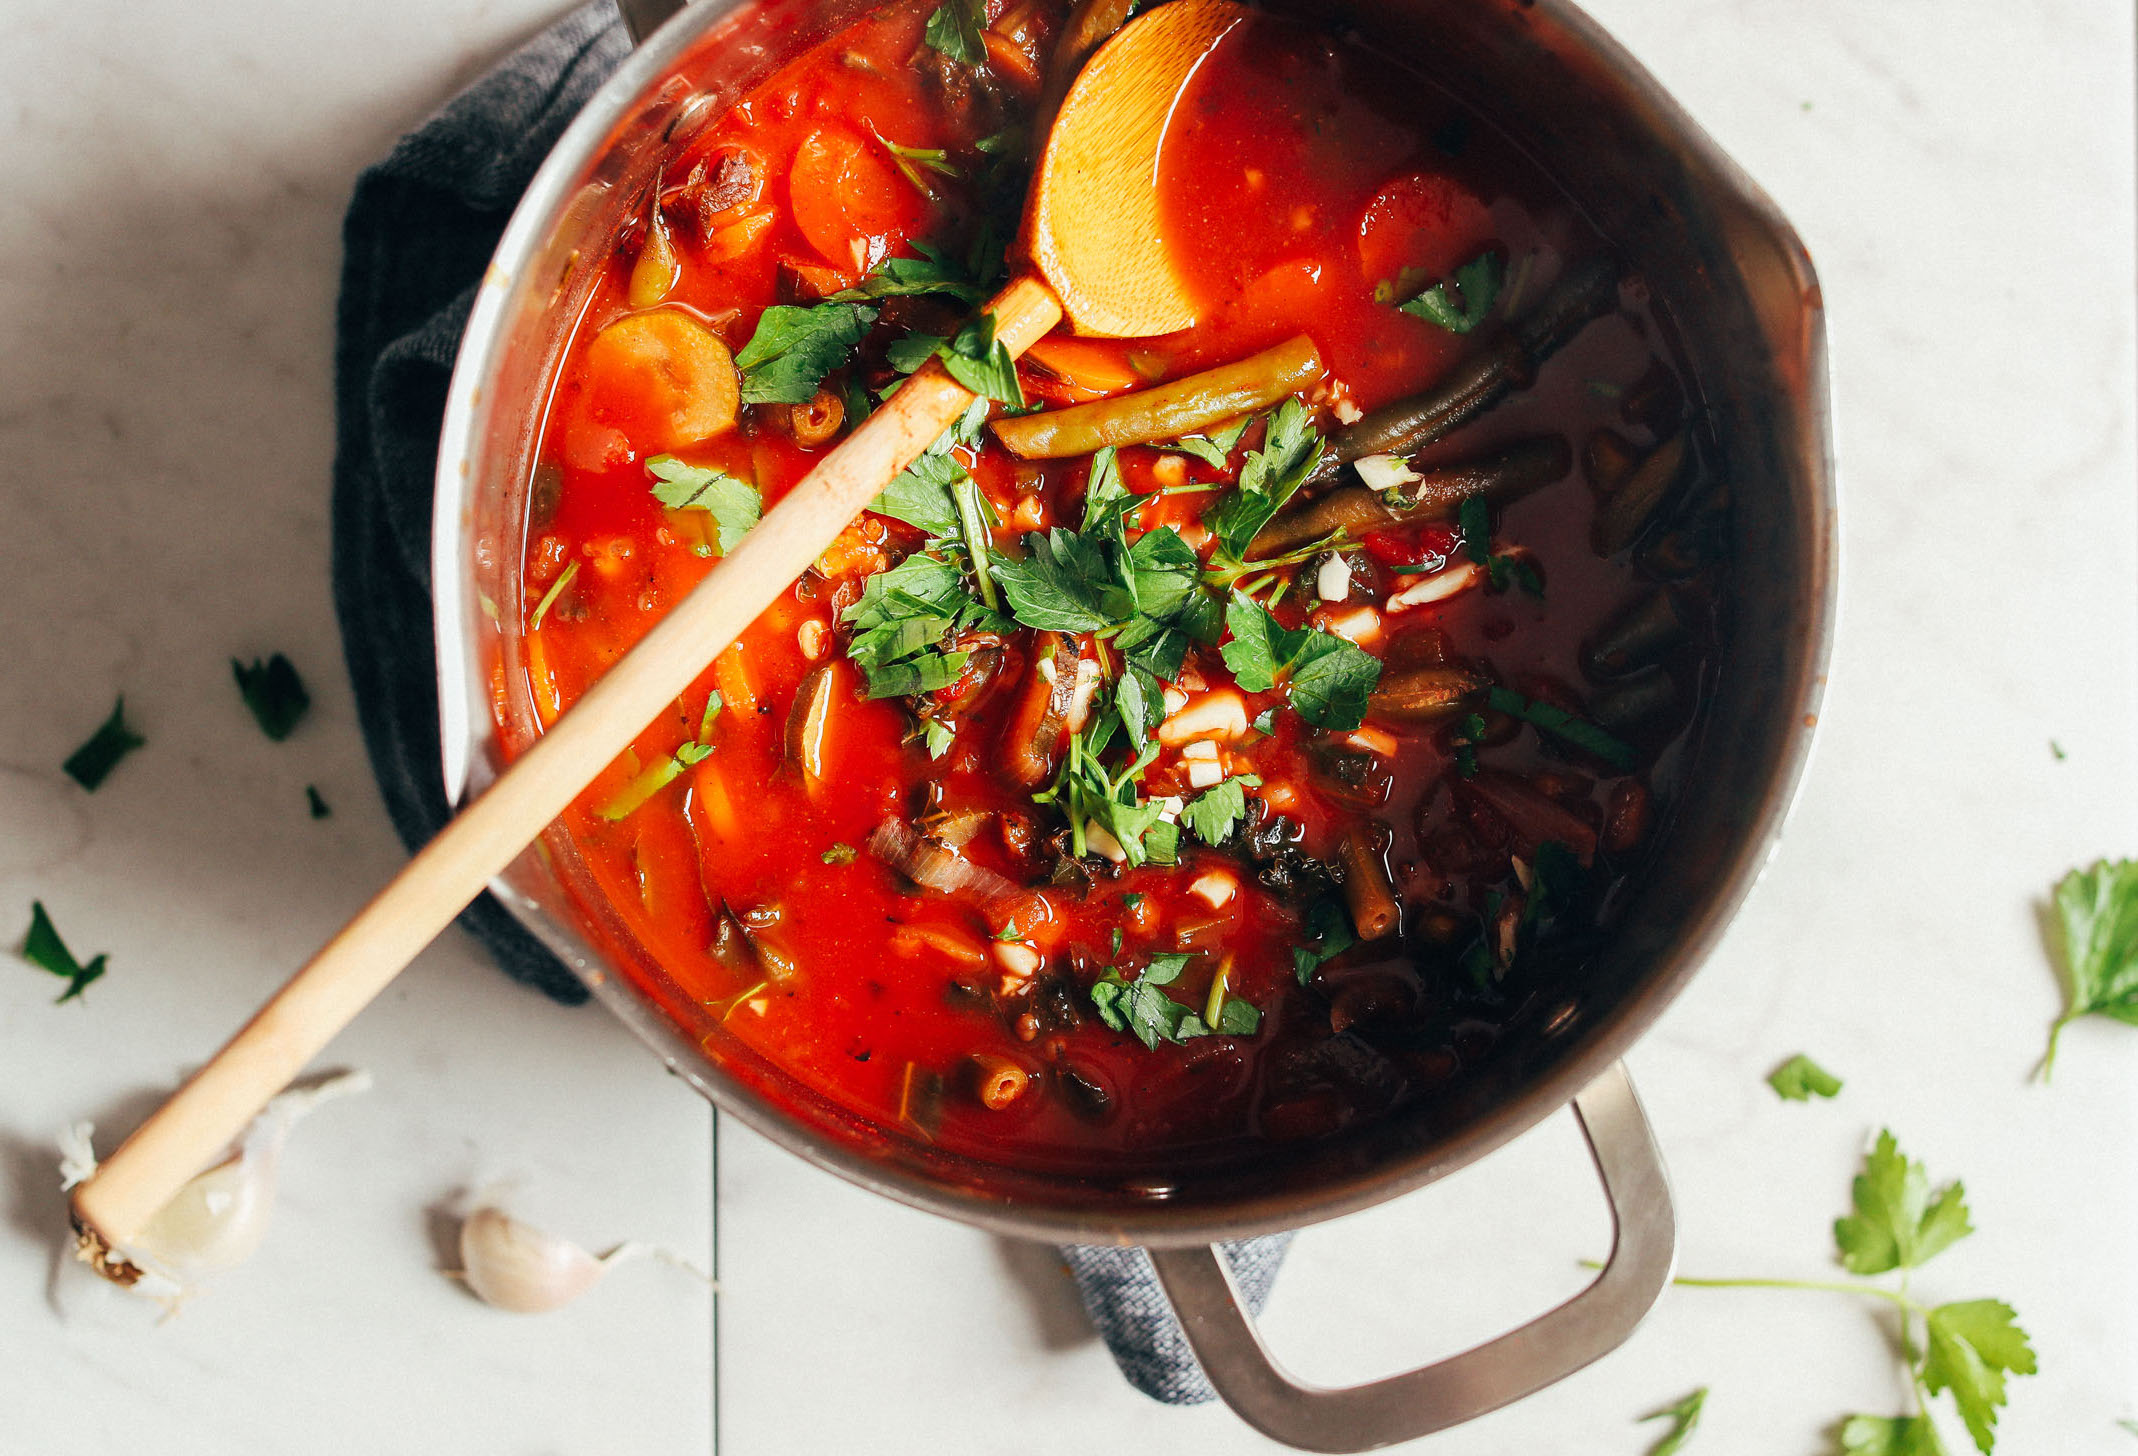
(431, 1), (1833, 1446)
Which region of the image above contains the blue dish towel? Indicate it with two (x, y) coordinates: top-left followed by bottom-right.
(328, 0), (1290, 1404)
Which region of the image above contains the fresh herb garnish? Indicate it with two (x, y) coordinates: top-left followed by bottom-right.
(1451, 710), (1487, 780)
(1033, 709), (1177, 867)
(20, 901), (106, 1002)
(1398, 249), (1504, 334)
(1220, 594), (1382, 731)
(233, 654), (310, 741)
(1671, 1131), (2034, 1455)
(821, 842), (857, 865)
(600, 694), (723, 821)
(886, 331), (948, 377)
(1088, 953), (1239, 1049)
(1290, 896), (1356, 984)
(871, 131), (959, 195)
(1485, 685), (1632, 769)
(1179, 774), (1262, 845)
(923, 718), (956, 758)
(1458, 495), (1491, 565)
(842, 550), (1005, 699)
(1251, 706), (1278, 736)
(647, 455), (761, 554)
(937, 311), (1025, 406)
(830, 241), (988, 305)
(1204, 399), (1324, 561)
(975, 126), (1026, 157)
(529, 560), (579, 629)
(62, 696), (145, 791)
(306, 785), (332, 820)
(1639, 1387), (1707, 1456)
(1768, 1053), (1843, 1102)
(734, 300), (877, 404)
(922, 0), (986, 66)
(871, 450), (965, 536)
(2040, 859), (2138, 1077)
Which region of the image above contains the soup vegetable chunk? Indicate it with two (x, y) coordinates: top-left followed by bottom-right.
(517, 0), (1724, 1173)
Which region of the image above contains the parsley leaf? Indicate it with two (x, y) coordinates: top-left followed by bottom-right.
(1089, 956), (1212, 1049)
(842, 550), (1002, 699)
(871, 450), (965, 536)
(1485, 686), (1633, 769)
(821, 842), (858, 865)
(1923, 1300), (2036, 1454)
(1639, 1387), (1707, 1456)
(1292, 897), (1356, 984)
(647, 455), (761, 553)
(1205, 399), (1324, 560)
(734, 300), (877, 404)
(1220, 594), (1382, 730)
(922, 0), (986, 65)
(1180, 774), (1262, 845)
(886, 331), (947, 377)
(1398, 249), (1504, 334)
(62, 696), (145, 790)
(2042, 858), (2138, 1075)
(1839, 1416), (1946, 1456)
(1834, 1130), (1973, 1276)
(1768, 1053), (1844, 1102)
(830, 242), (987, 305)
(1458, 494), (1491, 565)
(938, 312), (1025, 406)
(20, 901), (106, 1003)
(232, 654), (310, 741)
(306, 785), (332, 820)
(994, 528), (1117, 632)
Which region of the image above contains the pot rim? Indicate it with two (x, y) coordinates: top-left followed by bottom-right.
(431, 0), (1836, 1249)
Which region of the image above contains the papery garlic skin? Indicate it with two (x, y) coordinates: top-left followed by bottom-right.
(457, 1206), (647, 1314)
(62, 1068), (372, 1301)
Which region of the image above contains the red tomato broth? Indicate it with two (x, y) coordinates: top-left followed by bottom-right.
(512, 1), (1723, 1178)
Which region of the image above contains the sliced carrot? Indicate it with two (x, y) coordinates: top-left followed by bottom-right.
(789, 126), (927, 276)
(1024, 336), (1144, 401)
(582, 309), (739, 454)
(704, 206), (776, 262)
(981, 31), (1042, 92)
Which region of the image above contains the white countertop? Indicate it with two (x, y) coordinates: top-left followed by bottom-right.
(2, 1), (2133, 1452)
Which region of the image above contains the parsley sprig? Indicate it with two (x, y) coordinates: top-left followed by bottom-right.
(1220, 593), (1382, 732)
(19, 901), (106, 1003)
(1398, 249), (1504, 334)
(2040, 858), (2138, 1077)
(1089, 952), (1260, 1047)
(1668, 1131), (2035, 1455)
(647, 455), (761, 554)
(734, 300), (877, 404)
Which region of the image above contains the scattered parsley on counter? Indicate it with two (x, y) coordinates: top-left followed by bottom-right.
(1767, 1052), (1843, 1102)
(2040, 859), (2138, 1078)
(1638, 1387), (1706, 1456)
(306, 785), (332, 820)
(63, 696), (145, 790)
(20, 902), (106, 1003)
(1670, 1130), (2034, 1455)
(232, 654), (309, 741)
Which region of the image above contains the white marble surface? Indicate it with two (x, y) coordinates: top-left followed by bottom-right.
(3, 0), (2134, 1453)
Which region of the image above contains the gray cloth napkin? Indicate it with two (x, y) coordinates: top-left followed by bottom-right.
(327, 0), (1288, 1403)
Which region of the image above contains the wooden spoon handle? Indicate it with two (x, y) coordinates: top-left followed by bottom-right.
(70, 276), (1065, 1261)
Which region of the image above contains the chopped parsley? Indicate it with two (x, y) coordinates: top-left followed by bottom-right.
(306, 785), (332, 820)
(871, 131), (959, 195)
(647, 455), (761, 554)
(1485, 685), (1633, 769)
(1204, 399), (1324, 560)
(2041, 858), (2138, 1076)
(830, 240), (987, 306)
(842, 550), (1006, 699)
(232, 654), (310, 741)
(871, 450), (965, 537)
(62, 696), (145, 791)
(922, 0), (986, 66)
(1179, 774), (1262, 845)
(20, 901), (106, 1003)
(821, 842), (858, 865)
(734, 300), (877, 404)
(1451, 711), (1487, 779)
(1219, 594), (1382, 731)
(529, 560), (579, 629)
(599, 694), (723, 821)
(1398, 249), (1504, 334)
(937, 311), (1025, 406)
(1033, 709), (1177, 867)
(1767, 1053), (1843, 1102)
(1291, 897), (1356, 984)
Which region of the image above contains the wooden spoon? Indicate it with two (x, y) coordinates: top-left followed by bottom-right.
(68, 0), (1249, 1277)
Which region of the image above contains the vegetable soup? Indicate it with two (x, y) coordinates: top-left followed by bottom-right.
(513, 0), (1726, 1175)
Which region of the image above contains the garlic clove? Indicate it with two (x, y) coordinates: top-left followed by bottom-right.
(456, 1206), (648, 1315)
(60, 1068), (372, 1301)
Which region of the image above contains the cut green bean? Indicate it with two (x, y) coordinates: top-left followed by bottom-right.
(992, 335), (1323, 459)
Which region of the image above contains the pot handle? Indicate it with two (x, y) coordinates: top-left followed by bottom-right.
(1148, 1061), (1675, 1453)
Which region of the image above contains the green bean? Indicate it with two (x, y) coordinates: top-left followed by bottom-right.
(1582, 589), (1691, 679)
(1311, 254), (1621, 483)
(1366, 666), (1490, 722)
(991, 335), (1324, 459)
(1591, 432), (1687, 556)
(1248, 435), (1569, 557)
